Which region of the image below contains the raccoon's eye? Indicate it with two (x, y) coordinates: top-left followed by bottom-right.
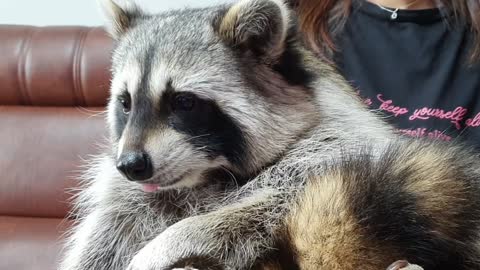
(119, 94), (131, 114)
(172, 94), (196, 111)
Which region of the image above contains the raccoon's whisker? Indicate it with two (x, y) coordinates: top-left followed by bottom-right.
(195, 146), (210, 151)
(184, 134), (212, 143)
(220, 166), (240, 189)
(76, 106), (108, 118)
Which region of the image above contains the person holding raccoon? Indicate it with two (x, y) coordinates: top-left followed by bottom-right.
(292, 0), (480, 147)
(59, 0), (480, 270)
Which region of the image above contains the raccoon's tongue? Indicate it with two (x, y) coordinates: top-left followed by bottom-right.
(141, 184), (161, 193)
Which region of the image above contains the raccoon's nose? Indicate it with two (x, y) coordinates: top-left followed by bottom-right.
(116, 152), (153, 181)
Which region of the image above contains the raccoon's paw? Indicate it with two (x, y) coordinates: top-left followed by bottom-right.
(126, 215), (225, 270)
(387, 260), (424, 270)
(125, 228), (221, 270)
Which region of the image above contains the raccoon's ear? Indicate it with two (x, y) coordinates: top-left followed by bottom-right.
(99, 0), (144, 39)
(213, 0), (290, 58)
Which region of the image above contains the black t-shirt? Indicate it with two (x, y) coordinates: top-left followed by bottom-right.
(335, 1), (480, 147)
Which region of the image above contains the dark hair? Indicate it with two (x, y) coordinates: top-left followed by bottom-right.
(292, 0), (480, 62)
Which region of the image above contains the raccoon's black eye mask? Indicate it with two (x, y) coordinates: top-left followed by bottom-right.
(160, 91), (212, 128)
(159, 90), (247, 165)
(171, 93), (196, 112)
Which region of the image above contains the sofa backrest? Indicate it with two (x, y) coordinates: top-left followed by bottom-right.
(0, 25), (112, 219)
(0, 25), (116, 270)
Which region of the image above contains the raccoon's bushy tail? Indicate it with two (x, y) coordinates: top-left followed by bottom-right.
(282, 140), (480, 270)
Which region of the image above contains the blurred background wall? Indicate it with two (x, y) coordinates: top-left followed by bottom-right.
(0, 0), (232, 26)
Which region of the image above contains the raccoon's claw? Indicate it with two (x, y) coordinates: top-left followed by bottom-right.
(387, 260), (424, 270)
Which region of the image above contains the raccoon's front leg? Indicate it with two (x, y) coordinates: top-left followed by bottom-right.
(59, 208), (153, 270)
(126, 190), (284, 270)
(59, 159), (176, 270)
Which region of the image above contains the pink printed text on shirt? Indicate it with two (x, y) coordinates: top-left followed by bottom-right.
(376, 94), (409, 117)
(409, 106), (467, 130)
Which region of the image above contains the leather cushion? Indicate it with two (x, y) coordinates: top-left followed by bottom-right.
(0, 106), (107, 218)
(0, 216), (71, 270)
(0, 25), (113, 106)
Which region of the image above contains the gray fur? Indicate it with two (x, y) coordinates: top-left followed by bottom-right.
(58, 0), (436, 269)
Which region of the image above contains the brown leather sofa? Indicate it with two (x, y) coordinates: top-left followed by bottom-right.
(0, 25), (113, 270)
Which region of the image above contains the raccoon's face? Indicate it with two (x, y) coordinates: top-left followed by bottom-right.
(101, 0), (318, 191)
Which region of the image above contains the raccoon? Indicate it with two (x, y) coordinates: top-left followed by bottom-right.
(58, 0), (480, 269)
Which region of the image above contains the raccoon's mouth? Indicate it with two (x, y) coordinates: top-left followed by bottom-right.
(139, 171), (192, 192)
